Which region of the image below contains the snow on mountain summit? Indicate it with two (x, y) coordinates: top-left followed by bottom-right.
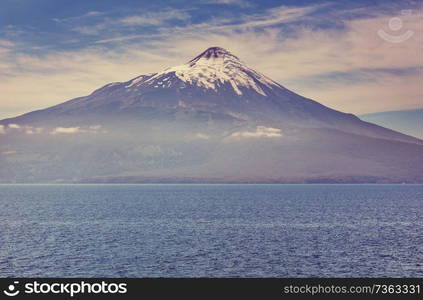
(189, 46), (239, 62)
(131, 47), (281, 96)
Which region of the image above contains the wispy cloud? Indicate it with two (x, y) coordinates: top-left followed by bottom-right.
(52, 10), (104, 23)
(227, 126), (283, 141)
(0, 124), (44, 135)
(194, 133), (211, 140)
(120, 10), (191, 26)
(73, 8), (191, 36)
(51, 127), (81, 134)
(94, 34), (159, 44)
(72, 23), (109, 36)
(229, 5), (324, 29)
(1, 150), (17, 155)
(0, 40), (15, 47)
(24, 127), (43, 134)
(204, 0), (252, 8)
(50, 125), (103, 135)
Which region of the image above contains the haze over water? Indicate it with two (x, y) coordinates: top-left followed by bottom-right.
(1, 184), (423, 277)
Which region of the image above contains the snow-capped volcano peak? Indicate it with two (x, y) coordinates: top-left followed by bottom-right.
(188, 47), (241, 65)
(142, 47), (281, 96)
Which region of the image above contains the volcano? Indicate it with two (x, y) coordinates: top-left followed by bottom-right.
(1, 47), (422, 183)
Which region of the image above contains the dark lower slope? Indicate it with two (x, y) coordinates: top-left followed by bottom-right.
(2, 122), (420, 183)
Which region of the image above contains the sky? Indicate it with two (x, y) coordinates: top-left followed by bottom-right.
(0, 0), (422, 119)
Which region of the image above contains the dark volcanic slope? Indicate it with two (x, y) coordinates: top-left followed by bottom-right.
(0, 47), (422, 183)
(2, 47), (420, 145)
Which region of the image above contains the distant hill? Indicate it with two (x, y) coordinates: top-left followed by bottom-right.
(360, 109), (423, 139)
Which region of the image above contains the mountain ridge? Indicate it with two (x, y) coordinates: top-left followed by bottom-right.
(1, 47), (422, 183)
(2, 47), (421, 145)
(360, 109), (423, 139)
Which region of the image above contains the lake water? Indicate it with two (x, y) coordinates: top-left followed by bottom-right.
(0, 184), (422, 277)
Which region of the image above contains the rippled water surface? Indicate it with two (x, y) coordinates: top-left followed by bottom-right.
(1, 184), (423, 277)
